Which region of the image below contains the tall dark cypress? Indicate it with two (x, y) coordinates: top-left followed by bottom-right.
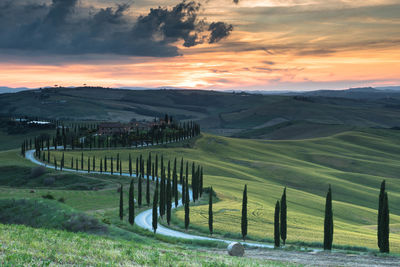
(184, 176), (190, 230)
(71, 157), (74, 169)
(274, 200), (280, 248)
(54, 156), (58, 170)
(160, 165), (165, 218)
(136, 157), (139, 177)
(241, 184), (248, 241)
(166, 173), (172, 225)
(119, 184), (123, 220)
(81, 152), (84, 170)
(146, 169), (150, 206)
(324, 185), (333, 250)
(182, 175), (186, 205)
(381, 192), (390, 253)
(87, 156), (90, 173)
(199, 167), (203, 197)
(116, 153), (120, 171)
(138, 174), (142, 207)
(111, 157), (114, 174)
(173, 158), (178, 207)
(129, 154), (132, 176)
(378, 180), (386, 250)
(180, 158), (184, 184)
(119, 159), (122, 176)
(128, 179), (135, 225)
(280, 187), (287, 245)
(100, 158), (103, 173)
(152, 183), (158, 233)
(93, 156), (95, 171)
(155, 154), (158, 179)
(61, 153), (64, 171)
(209, 186), (213, 235)
(104, 156), (107, 172)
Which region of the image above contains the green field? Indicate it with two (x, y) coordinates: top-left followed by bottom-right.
(49, 130), (400, 252)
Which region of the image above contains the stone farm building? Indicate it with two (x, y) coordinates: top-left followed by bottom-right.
(98, 121), (157, 135)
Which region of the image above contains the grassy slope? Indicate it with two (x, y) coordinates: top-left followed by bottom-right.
(1, 224), (294, 266)
(0, 128), (53, 151)
(50, 130), (400, 252)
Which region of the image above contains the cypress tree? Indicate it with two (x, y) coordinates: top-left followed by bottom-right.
(381, 192), (390, 253)
(61, 153), (64, 171)
(173, 158), (178, 207)
(71, 157), (74, 169)
(116, 153), (120, 171)
(209, 186), (213, 235)
(87, 156), (90, 173)
(241, 184), (248, 241)
(184, 177), (190, 230)
(47, 150), (50, 163)
(119, 159), (122, 176)
(160, 165), (165, 218)
(324, 185), (333, 250)
(155, 154), (158, 179)
(104, 156), (107, 172)
(93, 156), (95, 172)
(199, 167), (203, 197)
(100, 158), (103, 173)
(185, 170), (189, 203)
(378, 180), (386, 250)
(138, 174), (142, 207)
(280, 187), (287, 245)
(152, 183), (158, 233)
(136, 157), (139, 177)
(76, 158), (78, 171)
(274, 200), (280, 248)
(152, 163), (155, 181)
(119, 184), (123, 220)
(146, 170), (150, 206)
(129, 179), (135, 225)
(111, 157), (114, 174)
(81, 152), (83, 170)
(185, 161), (189, 187)
(129, 154), (132, 176)
(166, 173), (172, 225)
(180, 158), (184, 184)
(54, 156), (58, 170)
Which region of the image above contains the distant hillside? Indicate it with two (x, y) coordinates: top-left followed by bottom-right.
(2, 87), (400, 139)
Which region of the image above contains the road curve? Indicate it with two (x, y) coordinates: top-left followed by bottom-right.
(25, 148), (278, 249)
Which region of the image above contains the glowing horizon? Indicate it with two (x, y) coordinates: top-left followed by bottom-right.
(1, 0), (400, 91)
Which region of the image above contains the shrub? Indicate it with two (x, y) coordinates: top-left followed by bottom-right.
(41, 193), (55, 200)
(43, 177), (55, 186)
(63, 213), (108, 234)
(58, 197), (65, 203)
(30, 166), (46, 178)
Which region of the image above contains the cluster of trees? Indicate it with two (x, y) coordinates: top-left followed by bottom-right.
(21, 118), (200, 156)
(111, 153), (204, 231)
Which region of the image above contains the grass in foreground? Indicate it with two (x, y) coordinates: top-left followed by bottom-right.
(0, 223), (295, 266)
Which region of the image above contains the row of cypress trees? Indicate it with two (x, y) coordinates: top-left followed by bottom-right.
(240, 183), (390, 252)
(21, 120), (200, 155)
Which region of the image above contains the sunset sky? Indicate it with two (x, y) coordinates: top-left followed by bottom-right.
(1, 0), (400, 91)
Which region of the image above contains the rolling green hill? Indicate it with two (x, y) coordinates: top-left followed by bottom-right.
(2, 87), (400, 139)
(49, 129), (400, 252)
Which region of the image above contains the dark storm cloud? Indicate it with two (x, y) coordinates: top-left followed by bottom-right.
(208, 22), (233, 44)
(0, 0), (233, 57)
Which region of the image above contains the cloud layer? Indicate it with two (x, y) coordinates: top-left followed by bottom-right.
(0, 0), (233, 57)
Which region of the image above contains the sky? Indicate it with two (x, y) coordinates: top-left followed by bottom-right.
(0, 0), (399, 91)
